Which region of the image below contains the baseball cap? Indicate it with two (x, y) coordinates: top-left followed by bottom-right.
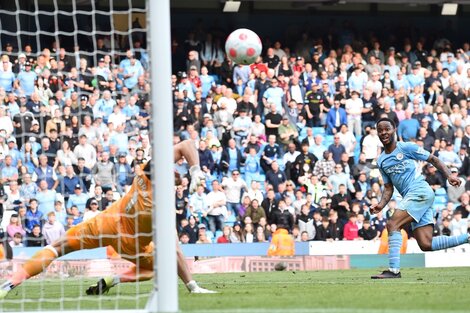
(99, 58), (105, 62)
(7, 137), (15, 143)
(90, 200), (98, 205)
(118, 152), (127, 157)
(296, 56), (302, 61)
(74, 184), (82, 189)
(32, 120), (39, 126)
(203, 113), (212, 120)
(198, 224), (206, 229)
(18, 53), (26, 59)
(80, 95), (88, 101)
(190, 65), (197, 70)
(451, 167), (459, 173)
(180, 72), (188, 78)
(25, 61), (31, 66)
(460, 145), (467, 150)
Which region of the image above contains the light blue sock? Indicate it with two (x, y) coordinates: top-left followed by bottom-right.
(431, 234), (469, 251)
(388, 231), (402, 272)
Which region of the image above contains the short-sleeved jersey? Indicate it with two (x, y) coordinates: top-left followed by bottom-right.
(377, 142), (430, 197)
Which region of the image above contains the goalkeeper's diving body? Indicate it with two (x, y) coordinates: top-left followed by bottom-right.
(0, 140), (215, 298)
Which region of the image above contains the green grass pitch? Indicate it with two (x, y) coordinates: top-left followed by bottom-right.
(1, 268), (470, 312)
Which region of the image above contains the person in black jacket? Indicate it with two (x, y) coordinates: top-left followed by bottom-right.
(265, 161), (287, 193)
(327, 210), (343, 241)
(220, 138), (244, 175)
(331, 184), (353, 224)
(270, 199), (294, 232)
(182, 215), (199, 244)
(261, 189), (279, 225)
(314, 217), (331, 241)
(25, 224), (47, 247)
(294, 141), (317, 179)
(198, 140), (214, 173)
(358, 219), (378, 240)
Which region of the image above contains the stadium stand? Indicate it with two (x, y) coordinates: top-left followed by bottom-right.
(0, 25), (469, 250)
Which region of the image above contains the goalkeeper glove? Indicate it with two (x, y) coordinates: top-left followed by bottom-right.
(189, 165), (205, 194)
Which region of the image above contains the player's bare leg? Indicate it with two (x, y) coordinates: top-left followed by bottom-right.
(414, 224), (469, 252)
(0, 237), (74, 299)
(174, 140), (205, 192)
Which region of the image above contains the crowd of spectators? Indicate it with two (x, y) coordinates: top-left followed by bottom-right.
(0, 30), (469, 249)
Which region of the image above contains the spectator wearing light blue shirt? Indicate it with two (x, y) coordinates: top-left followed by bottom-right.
(438, 142), (462, 169)
(109, 123), (129, 154)
(1, 155), (18, 185)
(262, 78), (284, 113)
(35, 180), (57, 218)
(122, 55), (144, 89)
(394, 72), (410, 92)
(66, 184), (89, 214)
(122, 95), (140, 120)
(406, 66), (424, 90)
(442, 54), (458, 74)
(233, 64), (251, 92)
(94, 90), (116, 123)
(347, 66), (368, 94)
(16, 61), (37, 96)
(397, 111), (420, 142)
(177, 73), (197, 101)
(0, 63), (15, 92)
(200, 66), (215, 98)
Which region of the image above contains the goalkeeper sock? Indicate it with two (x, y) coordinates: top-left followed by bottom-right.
(388, 231), (402, 274)
(431, 234), (469, 251)
(11, 246), (58, 286)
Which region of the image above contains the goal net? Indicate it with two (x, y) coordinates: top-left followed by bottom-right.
(0, 0), (174, 311)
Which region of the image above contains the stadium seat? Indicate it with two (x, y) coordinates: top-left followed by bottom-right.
(312, 127), (325, 136)
(205, 230), (214, 240)
(215, 230), (223, 239)
(225, 213), (237, 227)
(324, 135), (334, 147)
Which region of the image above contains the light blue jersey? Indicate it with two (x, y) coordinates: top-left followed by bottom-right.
(378, 141), (435, 230)
(377, 142), (430, 197)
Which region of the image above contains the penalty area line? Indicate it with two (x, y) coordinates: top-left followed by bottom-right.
(187, 308), (470, 313)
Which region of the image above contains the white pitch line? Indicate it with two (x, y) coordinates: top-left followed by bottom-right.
(201, 280), (459, 285)
(187, 308), (470, 313)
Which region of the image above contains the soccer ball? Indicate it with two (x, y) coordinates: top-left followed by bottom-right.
(274, 261), (287, 271)
(225, 28), (262, 65)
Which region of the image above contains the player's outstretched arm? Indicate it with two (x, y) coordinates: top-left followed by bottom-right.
(370, 183), (394, 214)
(427, 154), (461, 187)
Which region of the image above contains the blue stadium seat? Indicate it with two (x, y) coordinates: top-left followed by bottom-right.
(225, 213), (237, 227)
(205, 230), (214, 240)
(312, 127), (325, 136)
(435, 188), (447, 197)
(324, 135), (334, 147)
(215, 230), (223, 239)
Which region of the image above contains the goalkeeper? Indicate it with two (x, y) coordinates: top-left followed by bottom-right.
(0, 140), (214, 298)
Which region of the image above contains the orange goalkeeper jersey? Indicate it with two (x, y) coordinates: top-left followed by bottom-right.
(67, 164), (153, 260)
